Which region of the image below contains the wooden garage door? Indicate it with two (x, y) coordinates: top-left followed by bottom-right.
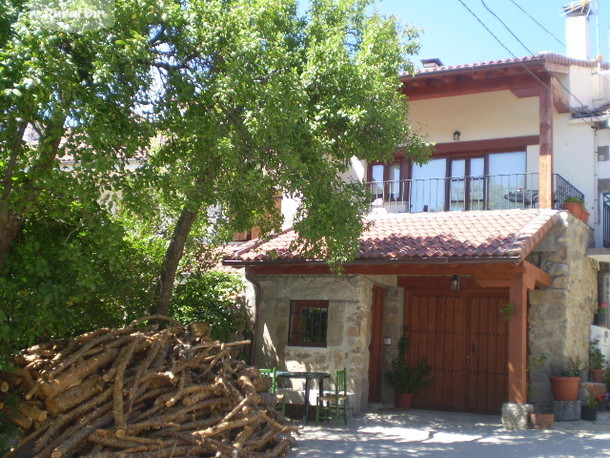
(404, 291), (509, 414)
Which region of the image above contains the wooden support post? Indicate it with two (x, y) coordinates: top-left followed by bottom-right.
(508, 275), (528, 403)
(539, 80), (554, 209)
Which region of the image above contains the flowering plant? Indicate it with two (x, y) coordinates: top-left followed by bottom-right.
(599, 302), (609, 315)
(585, 389), (599, 408)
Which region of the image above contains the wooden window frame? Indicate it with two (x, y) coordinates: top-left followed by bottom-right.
(288, 300), (329, 347)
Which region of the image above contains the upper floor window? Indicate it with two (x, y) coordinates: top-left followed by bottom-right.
(288, 300), (328, 347)
(368, 151), (527, 212)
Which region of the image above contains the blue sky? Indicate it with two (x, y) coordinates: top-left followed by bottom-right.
(374, 0), (610, 67)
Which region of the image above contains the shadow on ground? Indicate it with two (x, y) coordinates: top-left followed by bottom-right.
(288, 409), (610, 457)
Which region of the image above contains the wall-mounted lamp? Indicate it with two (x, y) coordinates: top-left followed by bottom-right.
(453, 130), (461, 141)
(450, 275), (461, 292)
(383, 337), (392, 346)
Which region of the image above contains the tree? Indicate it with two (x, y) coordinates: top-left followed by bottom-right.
(145, 0), (431, 314)
(1, 0), (430, 320)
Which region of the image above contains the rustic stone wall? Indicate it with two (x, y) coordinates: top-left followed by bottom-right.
(249, 273), (398, 412)
(527, 211), (597, 409)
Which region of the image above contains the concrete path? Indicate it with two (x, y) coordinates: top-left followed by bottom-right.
(287, 409), (610, 457)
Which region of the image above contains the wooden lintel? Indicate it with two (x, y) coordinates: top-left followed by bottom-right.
(434, 135), (539, 156)
(473, 279), (510, 288)
(248, 261), (527, 277)
(471, 72), (486, 80)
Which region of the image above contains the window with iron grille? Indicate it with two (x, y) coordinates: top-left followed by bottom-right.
(288, 300), (328, 347)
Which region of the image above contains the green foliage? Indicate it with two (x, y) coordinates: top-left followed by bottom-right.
(564, 196), (584, 205)
(169, 271), (247, 342)
(559, 357), (582, 377)
(0, 200), (160, 367)
(499, 302), (516, 322)
(590, 340), (606, 370)
(385, 333), (432, 394)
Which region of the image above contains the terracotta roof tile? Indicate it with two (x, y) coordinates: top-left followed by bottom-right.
(399, 52), (608, 78)
(226, 209), (561, 264)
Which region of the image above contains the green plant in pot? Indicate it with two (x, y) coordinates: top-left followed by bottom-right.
(563, 196), (589, 224)
(590, 339), (606, 383)
(549, 357), (581, 401)
(386, 334), (432, 409)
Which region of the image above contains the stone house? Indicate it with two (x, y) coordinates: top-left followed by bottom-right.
(224, 7), (608, 415)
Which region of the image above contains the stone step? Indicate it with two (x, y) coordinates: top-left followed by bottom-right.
(554, 400), (581, 421)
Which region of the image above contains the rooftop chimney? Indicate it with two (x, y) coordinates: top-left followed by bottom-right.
(421, 58), (444, 69)
(563, 0), (592, 60)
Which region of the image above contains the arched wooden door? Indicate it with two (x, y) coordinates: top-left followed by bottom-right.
(404, 290), (509, 413)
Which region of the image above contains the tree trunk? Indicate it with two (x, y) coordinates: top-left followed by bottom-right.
(153, 202), (201, 315)
(0, 213), (26, 272)
(0, 116), (66, 272)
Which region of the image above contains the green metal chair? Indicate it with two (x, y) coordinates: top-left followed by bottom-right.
(260, 367), (286, 415)
(316, 367), (348, 425)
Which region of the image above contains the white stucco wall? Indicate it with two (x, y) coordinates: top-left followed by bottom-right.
(408, 90), (539, 143)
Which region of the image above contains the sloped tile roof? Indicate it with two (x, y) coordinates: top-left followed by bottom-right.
(399, 52), (608, 79)
(226, 209), (561, 265)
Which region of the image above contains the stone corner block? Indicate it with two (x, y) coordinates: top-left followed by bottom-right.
(553, 400), (581, 421)
(501, 403), (533, 431)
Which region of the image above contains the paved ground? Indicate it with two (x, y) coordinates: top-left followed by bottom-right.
(287, 409), (610, 457)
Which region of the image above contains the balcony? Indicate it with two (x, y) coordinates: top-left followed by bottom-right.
(366, 173), (583, 214)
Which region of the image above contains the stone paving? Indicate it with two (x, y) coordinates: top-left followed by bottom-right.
(287, 409), (610, 457)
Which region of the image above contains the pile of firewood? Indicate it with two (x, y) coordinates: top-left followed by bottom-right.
(0, 316), (297, 457)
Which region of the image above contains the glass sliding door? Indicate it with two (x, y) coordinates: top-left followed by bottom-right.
(487, 152), (527, 209)
(411, 158), (446, 212)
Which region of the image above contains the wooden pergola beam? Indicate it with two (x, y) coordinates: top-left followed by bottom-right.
(538, 78), (554, 209)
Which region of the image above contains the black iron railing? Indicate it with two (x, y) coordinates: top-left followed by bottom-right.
(366, 173), (583, 215)
(604, 194), (610, 248)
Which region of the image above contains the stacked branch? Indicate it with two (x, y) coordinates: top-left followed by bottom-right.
(1, 317), (296, 457)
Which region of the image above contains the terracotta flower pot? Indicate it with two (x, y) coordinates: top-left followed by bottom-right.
(591, 369), (605, 383)
(395, 393), (414, 409)
(563, 202), (589, 224)
(549, 376), (580, 401)
(530, 413), (554, 430)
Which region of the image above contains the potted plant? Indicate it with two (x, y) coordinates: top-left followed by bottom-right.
(582, 388), (600, 421)
(386, 334), (432, 409)
(563, 196), (589, 224)
(590, 339), (606, 383)
(549, 358), (581, 401)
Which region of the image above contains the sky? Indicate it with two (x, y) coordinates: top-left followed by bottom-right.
(374, 0), (610, 68)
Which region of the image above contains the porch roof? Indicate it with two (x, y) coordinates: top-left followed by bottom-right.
(225, 209), (560, 265)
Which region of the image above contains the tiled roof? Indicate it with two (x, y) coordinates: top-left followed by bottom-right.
(400, 52), (608, 78)
(226, 209), (561, 264)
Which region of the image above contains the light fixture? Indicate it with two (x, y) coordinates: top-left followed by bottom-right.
(450, 275), (461, 292)
(453, 130), (461, 141)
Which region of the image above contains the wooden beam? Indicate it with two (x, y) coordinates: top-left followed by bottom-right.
(433, 135), (539, 156)
(538, 79), (554, 209)
(523, 260), (552, 288)
(551, 77), (570, 114)
(508, 275), (528, 404)
(248, 262), (526, 277)
(404, 74), (543, 100)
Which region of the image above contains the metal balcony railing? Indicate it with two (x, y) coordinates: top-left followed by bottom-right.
(366, 173), (583, 214)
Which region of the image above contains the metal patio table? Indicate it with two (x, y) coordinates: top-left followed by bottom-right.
(276, 371), (331, 424)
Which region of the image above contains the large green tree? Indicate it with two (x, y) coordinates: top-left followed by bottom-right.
(144, 0), (430, 314)
(1, 0), (430, 320)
